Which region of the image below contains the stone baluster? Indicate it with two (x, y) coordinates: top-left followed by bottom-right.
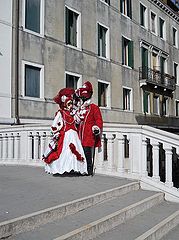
(8, 133), (14, 160)
(47, 134), (52, 149)
(96, 134), (105, 171)
(28, 132), (33, 161)
(151, 140), (160, 181)
(2, 134), (8, 160)
(0, 134), (2, 159)
(40, 132), (47, 160)
(116, 133), (124, 173)
(141, 137), (148, 176)
(164, 145), (173, 188)
(34, 132), (39, 161)
(14, 133), (20, 160)
(106, 132), (115, 172)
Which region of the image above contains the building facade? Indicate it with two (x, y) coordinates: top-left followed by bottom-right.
(1, 0), (179, 131)
(0, 0), (13, 124)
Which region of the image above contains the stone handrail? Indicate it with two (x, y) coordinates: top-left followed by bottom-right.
(0, 123), (179, 200)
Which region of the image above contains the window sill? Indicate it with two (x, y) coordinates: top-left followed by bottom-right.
(20, 96), (45, 102)
(100, 0), (110, 6)
(150, 31), (158, 36)
(123, 110), (133, 113)
(65, 44), (82, 52)
(122, 65), (132, 70)
(140, 25), (148, 30)
(98, 56), (110, 62)
(22, 28), (44, 38)
(99, 106), (111, 110)
(173, 45), (178, 49)
(121, 13), (131, 20)
(159, 36), (166, 41)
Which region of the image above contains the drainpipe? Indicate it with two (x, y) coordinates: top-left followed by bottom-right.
(14, 0), (20, 124)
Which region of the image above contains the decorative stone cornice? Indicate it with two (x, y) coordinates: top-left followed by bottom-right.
(150, 0), (179, 23)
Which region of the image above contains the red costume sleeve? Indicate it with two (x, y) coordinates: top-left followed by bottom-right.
(93, 104), (103, 130)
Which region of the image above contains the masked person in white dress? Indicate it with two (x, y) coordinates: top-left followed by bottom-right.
(42, 88), (87, 175)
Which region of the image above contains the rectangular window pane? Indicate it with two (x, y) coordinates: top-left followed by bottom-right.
(123, 88), (131, 110)
(162, 97), (168, 116)
(25, 0), (40, 33)
(66, 74), (78, 89)
(153, 96), (159, 114)
(173, 28), (177, 46)
(25, 65), (40, 98)
(98, 82), (108, 107)
(151, 12), (156, 33)
(121, 0), (132, 18)
(176, 101), (179, 116)
(159, 18), (164, 38)
(174, 63), (178, 84)
(98, 24), (107, 58)
(140, 4), (145, 26)
(66, 8), (78, 47)
(143, 91), (150, 113)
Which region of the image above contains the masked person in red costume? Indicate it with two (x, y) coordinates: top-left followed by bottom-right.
(42, 88), (87, 175)
(75, 81), (103, 175)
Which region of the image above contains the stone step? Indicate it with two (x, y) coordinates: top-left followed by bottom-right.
(161, 222), (179, 240)
(8, 190), (163, 240)
(0, 181), (139, 239)
(95, 201), (179, 240)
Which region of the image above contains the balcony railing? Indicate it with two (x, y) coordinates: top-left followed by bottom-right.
(139, 67), (176, 91)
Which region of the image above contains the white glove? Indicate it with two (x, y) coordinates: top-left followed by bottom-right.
(92, 125), (100, 135)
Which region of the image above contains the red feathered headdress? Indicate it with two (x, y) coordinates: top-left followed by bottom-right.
(76, 81), (93, 100)
(53, 88), (75, 109)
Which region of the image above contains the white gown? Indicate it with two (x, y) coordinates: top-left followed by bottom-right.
(44, 110), (87, 175)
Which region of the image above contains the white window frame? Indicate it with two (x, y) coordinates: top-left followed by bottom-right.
(175, 100), (179, 117)
(122, 35), (133, 68)
(153, 95), (160, 115)
(65, 71), (82, 89)
(174, 61), (179, 85)
(142, 91), (151, 114)
(159, 17), (166, 40)
(162, 96), (169, 116)
(139, 2), (148, 29)
(121, 0), (131, 19)
(21, 60), (44, 100)
(150, 48), (159, 70)
(22, 0), (44, 37)
(172, 26), (178, 48)
(98, 79), (111, 109)
(160, 54), (168, 74)
(97, 22), (110, 60)
(122, 86), (133, 111)
(150, 11), (157, 35)
(65, 5), (81, 50)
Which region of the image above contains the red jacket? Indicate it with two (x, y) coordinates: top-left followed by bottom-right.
(78, 103), (103, 147)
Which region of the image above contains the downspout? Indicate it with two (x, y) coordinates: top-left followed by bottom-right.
(14, 0), (20, 124)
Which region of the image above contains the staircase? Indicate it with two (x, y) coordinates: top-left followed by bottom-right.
(0, 167), (179, 240)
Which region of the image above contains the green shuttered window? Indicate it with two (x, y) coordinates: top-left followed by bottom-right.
(122, 37), (134, 68)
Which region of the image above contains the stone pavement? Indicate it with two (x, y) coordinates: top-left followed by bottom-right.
(0, 165), (132, 223)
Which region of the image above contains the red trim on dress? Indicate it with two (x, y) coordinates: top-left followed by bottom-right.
(69, 143), (84, 162)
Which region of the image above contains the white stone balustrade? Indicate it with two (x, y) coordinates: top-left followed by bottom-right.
(0, 123), (179, 197)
